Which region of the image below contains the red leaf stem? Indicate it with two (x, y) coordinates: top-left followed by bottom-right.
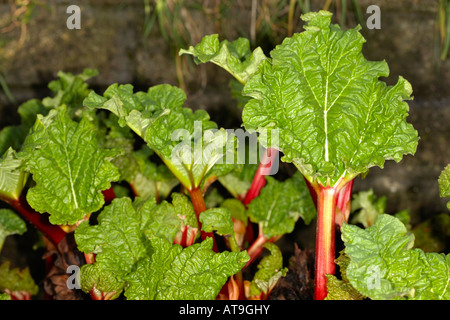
(7, 195), (66, 245)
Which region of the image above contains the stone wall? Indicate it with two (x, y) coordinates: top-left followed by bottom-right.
(0, 0), (449, 219)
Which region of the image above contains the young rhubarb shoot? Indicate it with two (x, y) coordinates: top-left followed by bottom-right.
(241, 11), (419, 299)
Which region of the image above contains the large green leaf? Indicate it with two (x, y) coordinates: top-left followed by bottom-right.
(124, 237), (249, 300)
(85, 83), (236, 190)
(241, 11), (418, 188)
(342, 214), (450, 300)
(23, 106), (121, 225)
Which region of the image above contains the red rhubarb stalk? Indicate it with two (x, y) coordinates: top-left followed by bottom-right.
(335, 179), (354, 227)
(242, 147), (278, 206)
(189, 186), (218, 252)
(7, 195), (66, 245)
(101, 184), (116, 204)
(314, 186), (338, 300)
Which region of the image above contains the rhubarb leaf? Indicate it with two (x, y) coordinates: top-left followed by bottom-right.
(439, 164), (450, 210)
(0, 148), (28, 202)
(144, 107), (228, 190)
(0, 99), (47, 156)
(23, 106), (121, 225)
(247, 171), (316, 238)
(180, 34), (267, 84)
(199, 207), (234, 236)
(75, 195), (200, 297)
(79, 263), (124, 299)
(42, 69), (98, 115)
(342, 214), (450, 300)
(84, 83), (185, 136)
(138, 192), (199, 244)
(75, 197), (152, 278)
(248, 243), (287, 298)
(242, 11), (418, 188)
(130, 146), (179, 200)
(325, 251), (365, 300)
(350, 189), (386, 227)
(0, 209), (27, 251)
(85, 83), (234, 191)
(124, 237), (249, 300)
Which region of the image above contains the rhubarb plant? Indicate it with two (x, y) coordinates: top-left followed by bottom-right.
(182, 10), (419, 299)
(3, 10), (445, 301)
(239, 11), (418, 299)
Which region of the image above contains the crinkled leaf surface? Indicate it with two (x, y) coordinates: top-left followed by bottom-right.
(138, 192), (199, 243)
(247, 171), (316, 238)
(439, 164), (450, 210)
(249, 243), (287, 297)
(79, 263), (124, 299)
(75, 194), (199, 297)
(75, 197), (152, 277)
(85, 83), (234, 190)
(180, 34), (267, 84)
(124, 237), (249, 300)
(242, 11), (418, 188)
(325, 252), (365, 300)
(199, 207), (234, 236)
(342, 214), (450, 300)
(84, 83), (185, 137)
(23, 106), (121, 225)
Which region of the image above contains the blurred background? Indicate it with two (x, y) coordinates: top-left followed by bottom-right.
(0, 0), (449, 232)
